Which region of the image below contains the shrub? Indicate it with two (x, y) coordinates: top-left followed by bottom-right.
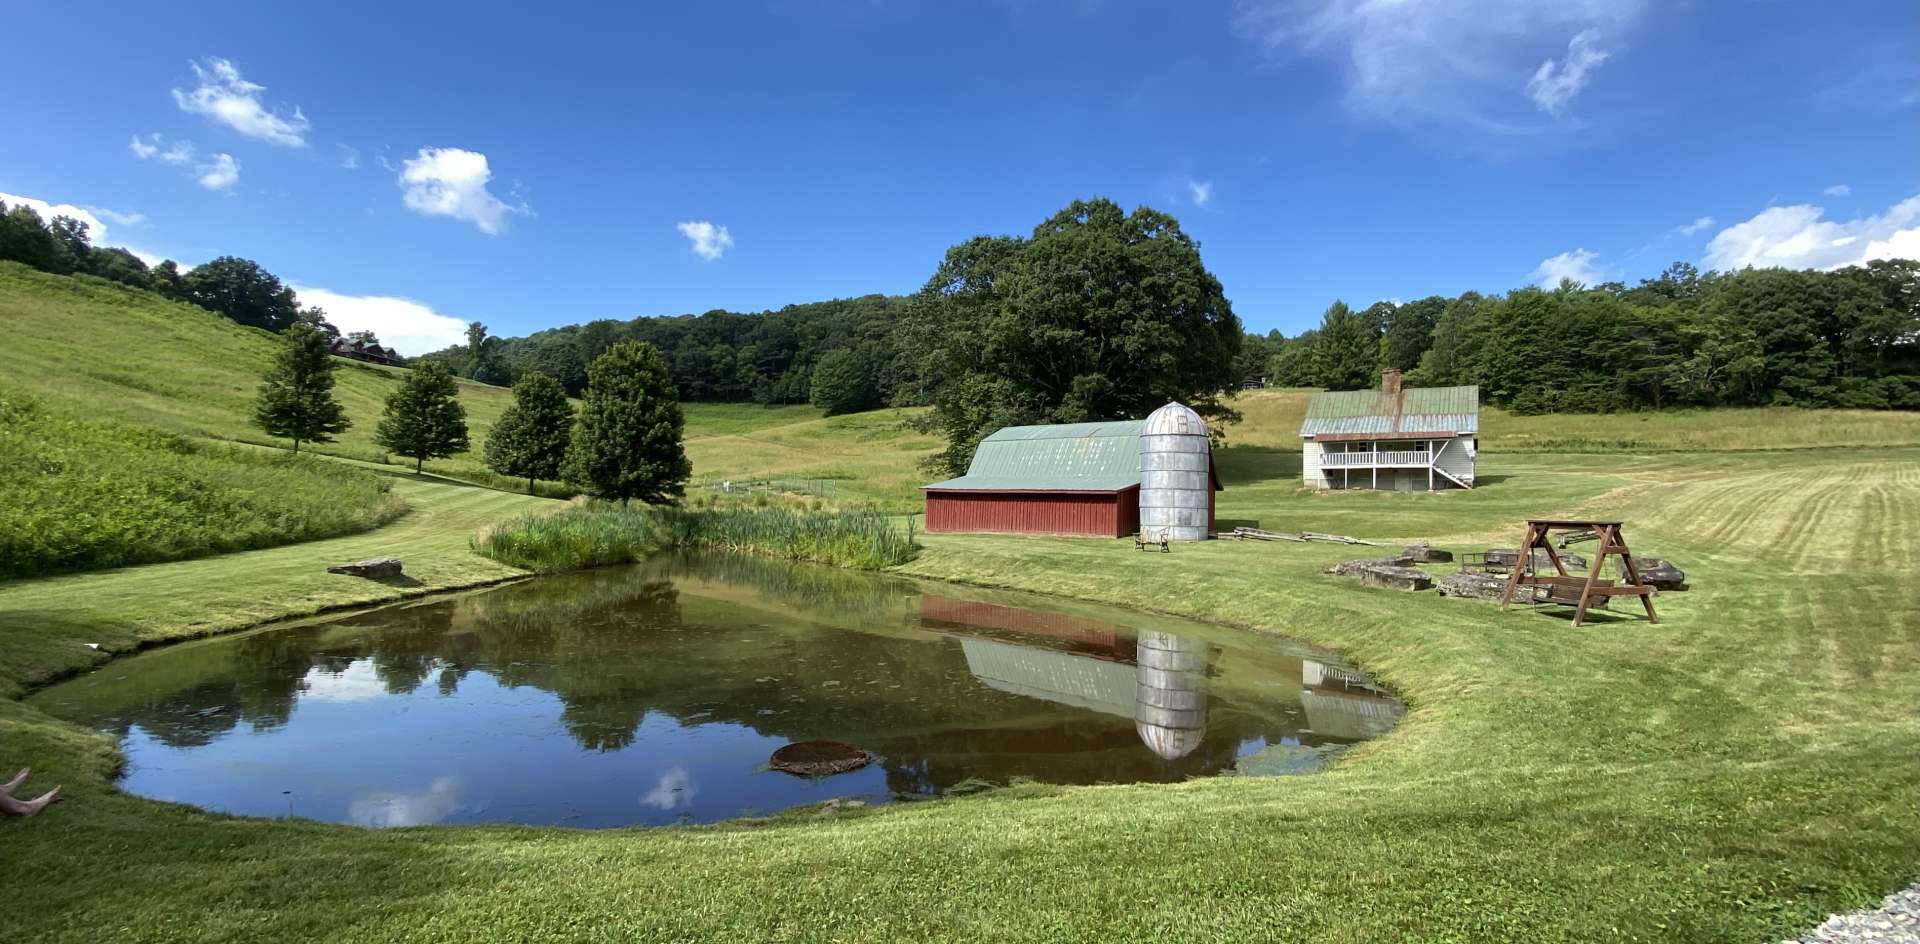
(473, 505), (917, 573)
(0, 391), (405, 580)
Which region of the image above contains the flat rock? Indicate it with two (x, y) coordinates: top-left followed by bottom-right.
(1437, 572), (1510, 601)
(1357, 566), (1434, 592)
(326, 556), (402, 578)
(1404, 544), (1454, 563)
(1621, 557), (1688, 591)
(1325, 556), (1414, 577)
(770, 740), (872, 777)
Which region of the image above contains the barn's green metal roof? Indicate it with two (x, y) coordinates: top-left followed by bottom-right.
(1299, 386), (1479, 438)
(923, 420), (1145, 492)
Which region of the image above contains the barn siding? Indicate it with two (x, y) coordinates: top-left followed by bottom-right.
(925, 489), (1135, 537)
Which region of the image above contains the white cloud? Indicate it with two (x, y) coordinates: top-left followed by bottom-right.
(129, 133), (195, 165)
(196, 153), (241, 191)
(1672, 215), (1715, 237)
(299, 660), (389, 703)
(639, 766), (697, 811)
(1234, 0), (1643, 131)
(337, 144), (361, 170)
(348, 777), (462, 828)
(1186, 178), (1214, 207)
(1823, 184), (1851, 197)
(289, 283), (470, 356)
(1528, 247), (1611, 287)
(397, 147), (523, 235)
(1704, 194), (1920, 271)
(88, 207), (148, 227)
(1526, 29), (1612, 114)
(0, 191), (115, 244)
(172, 57), (309, 147)
(676, 220), (734, 260)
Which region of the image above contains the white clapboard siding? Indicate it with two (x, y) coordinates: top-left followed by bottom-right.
(1436, 436), (1476, 487)
(1301, 439), (1326, 489)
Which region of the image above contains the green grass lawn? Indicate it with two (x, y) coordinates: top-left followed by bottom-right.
(2, 442), (1916, 942)
(3, 265), (1919, 942)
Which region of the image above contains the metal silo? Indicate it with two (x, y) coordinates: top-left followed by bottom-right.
(1133, 630), (1209, 761)
(1138, 401), (1212, 542)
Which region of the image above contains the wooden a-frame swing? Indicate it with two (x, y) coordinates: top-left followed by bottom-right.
(1498, 519), (1659, 629)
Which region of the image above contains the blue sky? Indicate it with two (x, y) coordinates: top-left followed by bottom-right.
(3, 1), (1916, 353)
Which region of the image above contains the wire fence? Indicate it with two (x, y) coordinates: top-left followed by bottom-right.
(694, 477), (842, 499)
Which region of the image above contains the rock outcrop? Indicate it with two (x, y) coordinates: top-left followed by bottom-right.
(326, 557), (403, 579)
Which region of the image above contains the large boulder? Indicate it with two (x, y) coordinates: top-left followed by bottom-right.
(1404, 544), (1454, 564)
(326, 557), (403, 579)
(1437, 572), (1511, 601)
(1325, 556), (1414, 577)
(1481, 548), (1588, 571)
(1358, 566), (1433, 592)
(1621, 557), (1687, 591)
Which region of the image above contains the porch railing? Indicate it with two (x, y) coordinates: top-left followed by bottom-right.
(1321, 450), (1433, 467)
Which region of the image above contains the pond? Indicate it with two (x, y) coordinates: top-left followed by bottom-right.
(29, 554), (1405, 828)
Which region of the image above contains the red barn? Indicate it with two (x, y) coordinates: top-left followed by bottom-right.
(921, 417), (1220, 538)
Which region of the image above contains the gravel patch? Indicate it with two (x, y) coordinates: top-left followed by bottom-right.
(1783, 883), (1920, 943)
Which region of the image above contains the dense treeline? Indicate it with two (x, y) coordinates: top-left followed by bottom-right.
(1263, 262), (1920, 411)
(419, 295), (911, 412)
(0, 198), (393, 353)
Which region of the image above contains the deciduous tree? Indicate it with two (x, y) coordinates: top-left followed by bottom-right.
(253, 321), (351, 454)
(903, 198), (1241, 472)
(564, 341), (690, 505)
(375, 362), (470, 473)
(485, 371), (574, 493)
(184, 256), (301, 331)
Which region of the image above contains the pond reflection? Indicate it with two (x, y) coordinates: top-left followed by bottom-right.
(30, 554), (1404, 828)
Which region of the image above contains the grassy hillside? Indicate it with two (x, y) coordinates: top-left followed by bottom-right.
(0, 390), (403, 580)
(0, 264), (930, 498)
(2, 441), (1916, 942)
(0, 264), (528, 484)
(1228, 386), (1920, 451)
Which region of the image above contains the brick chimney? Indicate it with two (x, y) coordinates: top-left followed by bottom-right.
(1381, 368), (1403, 396)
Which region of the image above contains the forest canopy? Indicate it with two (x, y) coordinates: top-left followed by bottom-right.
(1261, 261), (1920, 412)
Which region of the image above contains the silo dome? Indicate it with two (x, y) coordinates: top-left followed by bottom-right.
(1133, 631), (1210, 760)
(1138, 402), (1212, 542)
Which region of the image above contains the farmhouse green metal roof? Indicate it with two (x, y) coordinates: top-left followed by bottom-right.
(1299, 385), (1480, 438)
(922, 420), (1145, 492)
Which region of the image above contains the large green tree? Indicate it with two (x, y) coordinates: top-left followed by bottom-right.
(485, 372), (574, 493)
(1382, 296), (1447, 372)
(253, 321), (351, 454)
(564, 341), (691, 505)
(1309, 300), (1379, 391)
(375, 362), (470, 473)
(184, 256), (301, 331)
(903, 198), (1242, 472)
(808, 348), (877, 415)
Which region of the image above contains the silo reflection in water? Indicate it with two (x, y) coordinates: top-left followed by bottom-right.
(1133, 630), (1210, 760)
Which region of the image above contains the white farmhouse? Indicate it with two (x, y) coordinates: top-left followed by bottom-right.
(1299, 369), (1479, 491)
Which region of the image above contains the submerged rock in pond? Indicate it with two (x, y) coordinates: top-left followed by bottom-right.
(327, 557), (403, 578)
(769, 740), (872, 776)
